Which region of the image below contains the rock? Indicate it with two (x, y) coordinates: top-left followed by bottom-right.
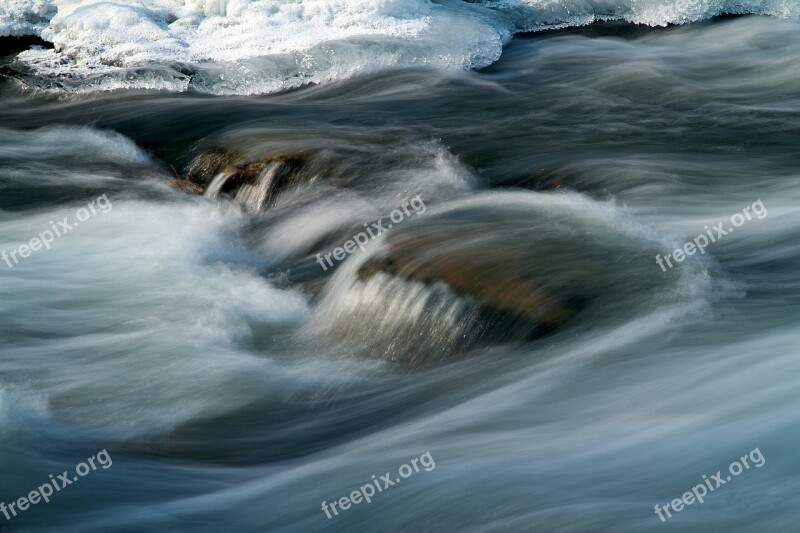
(318, 192), (672, 367)
(358, 225), (575, 329)
(203, 154), (308, 213)
(171, 148), (312, 213)
(183, 148), (241, 185)
(171, 178), (205, 194)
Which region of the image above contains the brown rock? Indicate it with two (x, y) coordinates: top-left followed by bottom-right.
(203, 154), (309, 213)
(171, 179), (206, 194)
(358, 226), (575, 328)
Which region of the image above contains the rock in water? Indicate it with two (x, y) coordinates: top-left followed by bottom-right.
(171, 149), (310, 213)
(358, 227), (575, 328)
(171, 179), (205, 195)
(314, 191), (674, 368)
(183, 148), (240, 185)
(203, 155), (308, 213)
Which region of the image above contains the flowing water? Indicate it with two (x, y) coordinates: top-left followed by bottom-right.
(1, 1), (799, 531)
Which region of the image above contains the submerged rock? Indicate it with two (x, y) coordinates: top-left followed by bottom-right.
(358, 226), (575, 329)
(203, 154), (308, 213)
(171, 178), (205, 194)
(314, 191), (673, 368)
(359, 233), (575, 329)
(182, 148), (241, 184)
(173, 148), (312, 213)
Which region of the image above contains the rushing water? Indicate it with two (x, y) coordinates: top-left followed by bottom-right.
(1, 2), (799, 532)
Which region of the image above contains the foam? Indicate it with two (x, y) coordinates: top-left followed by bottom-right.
(0, 125), (153, 165)
(6, 0), (800, 94)
(0, 0), (56, 37)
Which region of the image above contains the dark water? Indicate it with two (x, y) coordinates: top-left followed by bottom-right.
(1, 12), (799, 533)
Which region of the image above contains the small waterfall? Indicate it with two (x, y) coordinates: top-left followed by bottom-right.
(203, 160), (293, 213)
(314, 269), (492, 369)
(204, 170), (231, 198)
(235, 162), (283, 214)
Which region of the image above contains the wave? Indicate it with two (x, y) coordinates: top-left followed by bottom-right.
(2, 0), (798, 94)
(311, 190), (712, 368)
